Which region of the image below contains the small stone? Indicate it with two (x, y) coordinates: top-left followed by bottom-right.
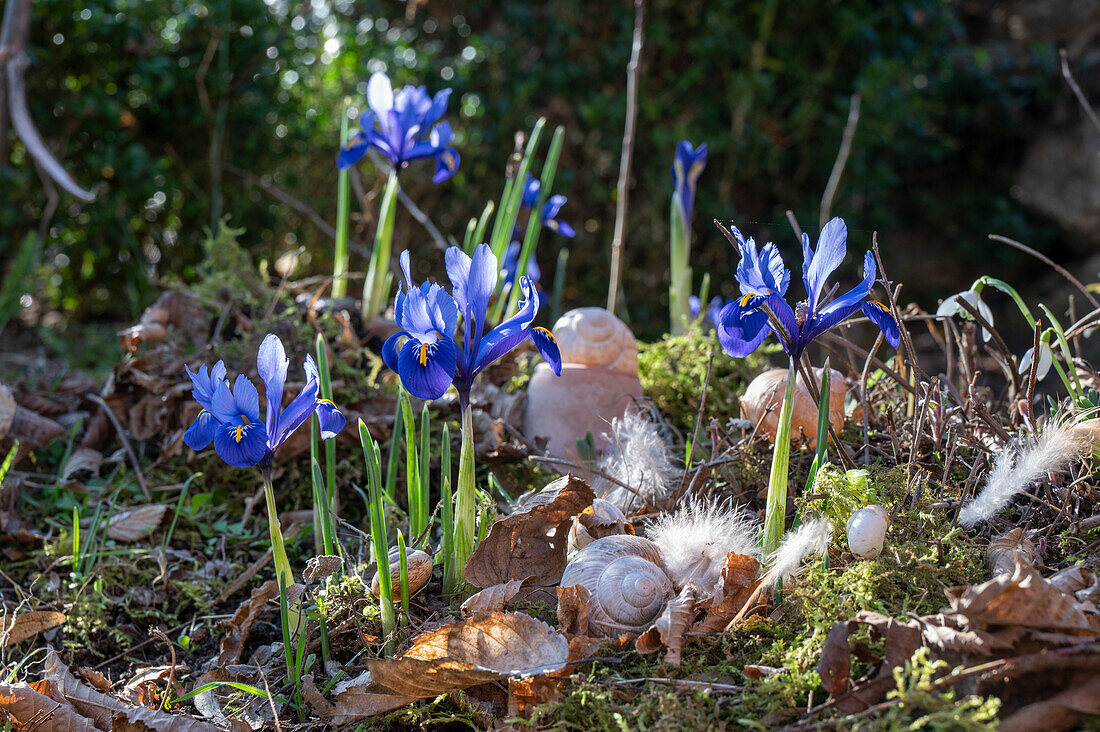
(739, 367), (845, 448)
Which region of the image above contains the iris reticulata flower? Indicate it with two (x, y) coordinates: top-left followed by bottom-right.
(521, 176), (576, 238)
(671, 141), (707, 224)
(382, 244), (562, 405)
(716, 217), (900, 360)
(184, 334), (346, 468)
(337, 71), (459, 183)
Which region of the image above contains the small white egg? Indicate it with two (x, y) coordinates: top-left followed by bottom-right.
(846, 505), (888, 559)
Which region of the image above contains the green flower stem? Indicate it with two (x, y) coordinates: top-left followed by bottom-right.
(669, 197), (692, 335)
(362, 169), (400, 320)
(440, 422), (454, 591)
(763, 358), (797, 558)
(359, 420), (395, 641)
(972, 277), (1036, 328)
(332, 100), (351, 299)
(262, 471), (301, 645)
(447, 404), (476, 594)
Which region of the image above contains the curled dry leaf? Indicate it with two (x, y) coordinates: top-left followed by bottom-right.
(106, 504), (168, 542)
(60, 447), (103, 483)
(44, 651), (220, 731)
(461, 576), (534, 616)
(947, 563), (1099, 635)
(815, 612), (922, 714)
(998, 673), (1100, 732)
(324, 612), (569, 725)
(0, 681), (97, 732)
(216, 581), (278, 668)
(119, 290), (207, 351)
(693, 552), (761, 633)
(303, 555), (344, 584)
(1048, 565), (1100, 607)
(635, 583), (697, 666)
(916, 613), (1023, 656)
(987, 528), (1037, 577)
(556, 584), (590, 637)
(464, 475), (595, 588)
(1, 610), (66, 647)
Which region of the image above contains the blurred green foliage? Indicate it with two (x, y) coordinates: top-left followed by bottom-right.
(3, 0), (1061, 336)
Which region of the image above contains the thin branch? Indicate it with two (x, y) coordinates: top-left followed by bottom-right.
(989, 233), (1099, 308)
(85, 393), (151, 501)
(606, 0), (645, 314)
(365, 149), (450, 251)
(819, 93), (860, 229)
(223, 162), (336, 239)
(1060, 48), (1100, 135)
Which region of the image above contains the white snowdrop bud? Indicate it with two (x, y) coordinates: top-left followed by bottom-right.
(846, 505), (888, 559)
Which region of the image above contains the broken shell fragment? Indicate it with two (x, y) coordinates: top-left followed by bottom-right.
(846, 505), (888, 560)
(371, 547), (433, 600)
(739, 368), (845, 448)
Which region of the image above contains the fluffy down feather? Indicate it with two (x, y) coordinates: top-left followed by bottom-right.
(594, 412), (679, 512)
(647, 498), (760, 594)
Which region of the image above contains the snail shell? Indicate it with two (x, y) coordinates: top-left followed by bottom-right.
(567, 498), (629, 554)
(560, 534), (674, 636)
(371, 547), (433, 600)
(846, 505), (888, 559)
(552, 308), (638, 373)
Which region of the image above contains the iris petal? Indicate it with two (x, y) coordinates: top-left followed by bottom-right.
(397, 337), (457, 400)
(213, 422), (268, 468)
(316, 400), (347, 440)
(803, 217), (847, 311)
(231, 374), (262, 425)
(367, 71), (394, 116)
(257, 334), (289, 438)
(861, 300), (901, 348)
(529, 326), (562, 376)
(272, 377), (320, 449)
(183, 410), (218, 451)
(717, 301), (770, 358)
(382, 333), (405, 373)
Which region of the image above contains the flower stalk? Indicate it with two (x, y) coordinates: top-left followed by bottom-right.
(763, 358), (797, 558)
(363, 169), (400, 320)
(447, 404), (477, 594)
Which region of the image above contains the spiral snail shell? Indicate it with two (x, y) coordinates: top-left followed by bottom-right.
(553, 307), (638, 373)
(559, 534), (675, 636)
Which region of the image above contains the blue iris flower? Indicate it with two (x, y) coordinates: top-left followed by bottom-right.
(689, 295), (729, 329)
(521, 176), (576, 238)
(337, 71), (460, 183)
(184, 334), (347, 468)
(716, 217), (900, 360)
(382, 244), (562, 406)
(672, 141), (707, 224)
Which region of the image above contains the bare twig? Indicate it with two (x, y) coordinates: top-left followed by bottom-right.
(989, 233), (1099, 308)
(819, 93), (861, 229)
(606, 0), (645, 314)
(365, 149), (450, 251)
(224, 163), (337, 239)
(85, 392), (151, 501)
(1, 0), (95, 202)
(1060, 49), (1100, 135)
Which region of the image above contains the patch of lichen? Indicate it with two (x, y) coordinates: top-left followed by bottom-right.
(638, 324), (779, 433)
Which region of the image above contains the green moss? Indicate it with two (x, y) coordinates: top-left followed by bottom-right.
(638, 325), (778, 432)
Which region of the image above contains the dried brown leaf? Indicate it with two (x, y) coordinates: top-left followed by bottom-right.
(693, 552), (761, 633)
(948, 563), (1098, 634)
(817, 621), (854, 699)
(1048, 565), (1100, 607)
(303, 555), (343, 584)
(324, 612), (569, 725)
(998, 673), (1100, 732)
(464, 475), (594, 588)
(987, 528), (1036, 577)
(508, 675), (562, 718)
(217, 581), (278, 667)
(119, 291), (207, 352)
(2, 611), (66, 647)
(635, 583), (696, 666)
(917, 614), (1023, 656)
(816, 613), (922, 714)
(44, 652), (219, 731)
(556, 584), (590, 638)
(0, 681), (97, 731)
(461, 576), (534, 616)
(106, 505), (168, 543)
(60, 448), (103, 483)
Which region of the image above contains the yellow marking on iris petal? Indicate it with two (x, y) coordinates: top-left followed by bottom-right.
(419, 343), (429, 366)
(235, 425), (244, 443)
(867, 300), (888, 310)
(318, 398), (336, 408)
(740, 293), (755, 306)
(533, 326), (556, 343)
(238, 413), (251, 425)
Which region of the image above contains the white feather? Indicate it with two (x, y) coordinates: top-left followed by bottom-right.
(594, 412), (679, 512)
(765, 517), (832, 588)
(647, 498), (760, 594)
(960, 419), (1089, 527)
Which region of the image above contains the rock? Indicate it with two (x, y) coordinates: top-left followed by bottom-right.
(739, 367), (845, 448)
(523, 308), (643, 459)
